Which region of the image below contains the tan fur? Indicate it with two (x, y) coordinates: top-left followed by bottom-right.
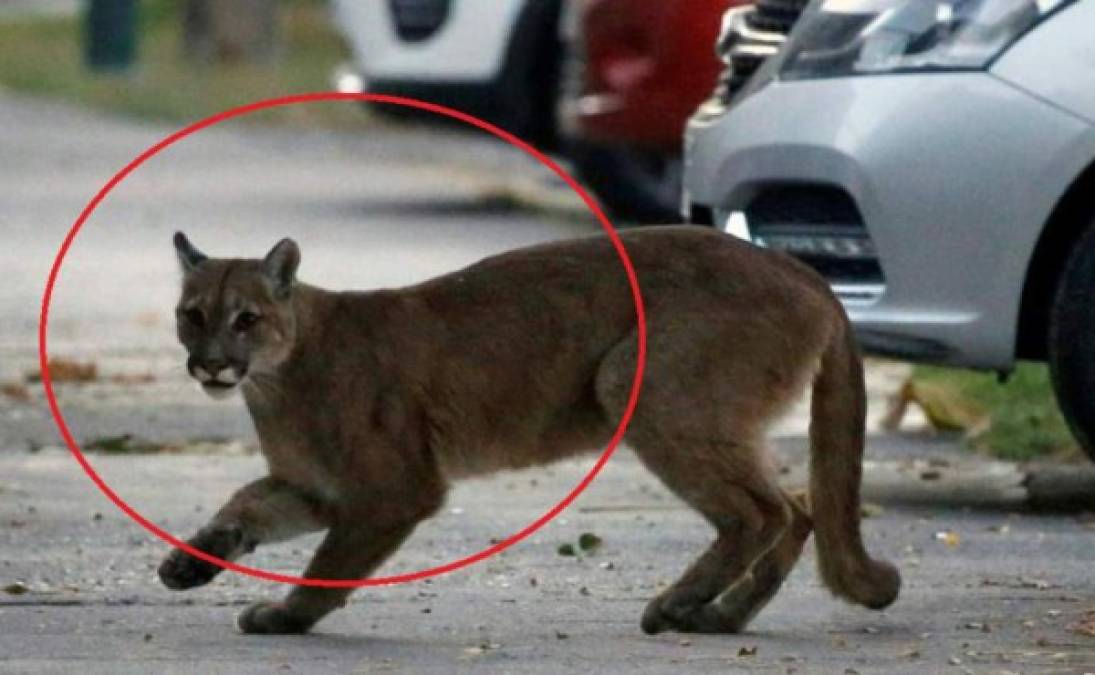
(159, 226), (899, 635)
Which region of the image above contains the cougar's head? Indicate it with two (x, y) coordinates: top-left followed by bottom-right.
(172, 232), (300, 399)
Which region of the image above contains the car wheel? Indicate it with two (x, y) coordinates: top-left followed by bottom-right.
(567, 142), (683, 224)
(1048, 219), (1095, 462)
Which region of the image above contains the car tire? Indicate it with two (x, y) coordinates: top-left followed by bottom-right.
(567, 141), (683, 224)
(1047, 219), (1095, 462)
(499, 0), (564, 149)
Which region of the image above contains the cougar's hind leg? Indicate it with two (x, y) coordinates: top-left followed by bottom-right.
(697, 488), (813, 632)
(595, 326), (794, 634)
(629, 439), (792, 635)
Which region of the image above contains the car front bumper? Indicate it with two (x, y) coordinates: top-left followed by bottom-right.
(683, 71), (1092, 369)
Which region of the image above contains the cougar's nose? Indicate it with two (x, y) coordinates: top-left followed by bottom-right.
(187, 355), (226, 383)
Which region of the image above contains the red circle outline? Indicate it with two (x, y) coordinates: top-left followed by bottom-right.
(39, 92), (647, 587)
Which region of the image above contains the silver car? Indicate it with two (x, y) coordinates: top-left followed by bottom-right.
(682, 0), (1095, 458)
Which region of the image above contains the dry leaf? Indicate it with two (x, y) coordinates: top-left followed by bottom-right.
(109, 373), (155, 385)
(1066, 612), (1095, 637)
(1064, 613), (1090, 635)
(861, 503), (884, 518)
(578, 532), (603, 552)
(1, 383), (30, 402)
(3, 581), (29, 595)
(1019, 577), (1056, 590)
(737, 645), (757, 657)
(27, 358), (97, 383)
(934, 531), (961, 547)
(882, 378), (987, 432)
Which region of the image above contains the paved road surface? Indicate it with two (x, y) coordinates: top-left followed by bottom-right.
(1, 94), (1092, 674)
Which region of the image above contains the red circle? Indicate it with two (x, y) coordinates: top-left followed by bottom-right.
(39, 93), (647, 587)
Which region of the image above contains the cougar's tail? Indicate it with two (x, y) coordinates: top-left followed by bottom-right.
(809, 317), (900, 610)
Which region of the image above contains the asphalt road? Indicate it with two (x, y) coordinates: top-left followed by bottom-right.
(1, 94), (1093, 674)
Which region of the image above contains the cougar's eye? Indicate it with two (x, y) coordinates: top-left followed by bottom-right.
(232, 311), (260, 333)
(183, 308), (204, 328)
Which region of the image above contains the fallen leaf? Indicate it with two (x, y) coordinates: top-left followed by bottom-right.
(3, 581), (29, 595)
(1065, 612), (1095, 637)
(557, 543), (576, 557)
(860, 503), (884, 518)
(737, 645), (757, 657)
(1, 383), (30, 402)
(462, 642), (501, 657)
(934, 531), (961, 547)
(27, 358), (97, 383)
(109, 373), (156, 385)
(578, 532), (603, 552)
(84, 435), (162, 454)
(1019, 577), (1056, 590)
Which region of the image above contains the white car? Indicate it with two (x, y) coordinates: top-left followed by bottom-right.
(331, 0), (564, 147)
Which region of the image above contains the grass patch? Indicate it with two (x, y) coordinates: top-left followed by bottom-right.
(0, 0), (371, 128)
(910, 363), (1078, 461)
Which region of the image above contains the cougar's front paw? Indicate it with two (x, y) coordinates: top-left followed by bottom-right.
(158, 546), (223, 590)
(158, 526), (242, 590)
(237, 602), (314, 635)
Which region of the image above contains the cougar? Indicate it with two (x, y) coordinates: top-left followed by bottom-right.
(158, 226), (899, 635)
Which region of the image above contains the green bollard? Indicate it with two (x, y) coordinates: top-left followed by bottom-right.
(85, 0), (137, 72)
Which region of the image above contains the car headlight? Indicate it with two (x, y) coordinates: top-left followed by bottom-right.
(780, 0), (1073, 80)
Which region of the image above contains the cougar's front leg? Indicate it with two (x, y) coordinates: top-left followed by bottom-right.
(236, 517), (420, 635)
(158, 476), (331, 590)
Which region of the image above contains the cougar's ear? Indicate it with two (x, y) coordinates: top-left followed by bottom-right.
(174, 231), (207, 273)
(262, 238), (300, 299)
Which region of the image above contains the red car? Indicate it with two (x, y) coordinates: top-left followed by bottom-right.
(560, 0), (744, 222)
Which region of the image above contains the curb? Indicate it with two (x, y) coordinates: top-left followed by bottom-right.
(782, 459), (1095, 512)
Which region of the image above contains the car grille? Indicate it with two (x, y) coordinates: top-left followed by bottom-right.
(388, 0), (451, 42)
(745, 185), (884, 286)
(708, 0), (810, 107)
